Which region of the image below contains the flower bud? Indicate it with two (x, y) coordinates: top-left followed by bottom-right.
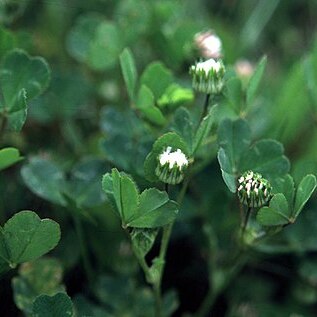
(234, 59), (254, 81)
(194, 30), (222, 59)
(237, 171), (272, 208)
(189, 58), (225, 94)
(155, 147), (188, 185)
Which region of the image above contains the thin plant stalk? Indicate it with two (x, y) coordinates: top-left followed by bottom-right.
(201, 93), (211, 120)
(0, 115), (7, 143)
(241, 206), (252, 239)
(152, 179), (190, 317)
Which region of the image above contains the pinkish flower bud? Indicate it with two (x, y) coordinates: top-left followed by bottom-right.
(234, 59), (254, 80)
(194, 30), (222, 59)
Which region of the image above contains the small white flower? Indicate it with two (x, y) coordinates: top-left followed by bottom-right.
(245, 171), (253, 181)
(189, 58), (225, 94)
(195, 58), (222, 74)
(159, 146), (172, 166)
(156, 147), (189, 185)
(237, 170), (272, 208)
(194, 30), (222, 59)
(159, 148), (188, 170)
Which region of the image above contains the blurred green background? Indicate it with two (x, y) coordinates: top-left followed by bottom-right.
(2, 0), (317, 316)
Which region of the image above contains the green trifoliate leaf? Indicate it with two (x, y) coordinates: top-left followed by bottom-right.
(102, 170), (179, 228)
(67, 14), (123, 71)
(0, 49), (50, 131)
(120, 47), (138, 102)
(21, 157), (67, 206)
(127, 188), (178, 228)
(218, 119), (251, 174)
(0, 211), (61, 268)
(0, 27), (16, 59)
(12, 258), (65, 315)
(217, 119), (251, 192)
(293, 174), (317, 218)
(246, 55), (267, 106)
(131, 228), (158, 257)
(256, 193), (291, 226)
(32, 292), (74, 317)
(66, 158), (107, 208)
(22, 157), (106, 209)
(271, 174), (295, 208)
(217, 148), (237, 193)
(1, 49), (50, 100)
(240, 139), (290, 178)
(88, 22), (122, 71)
(140, 61), (174, 99)
(136, 85), (166, 126)
(172, 107), (194, 155)
(157, 84), (194, 109)
(66, 13), (103, 63)
(193, 104), (218, 154)
(0, 147), (23, 171)
(102, 168), (139, 227)
(225, 76), (243, 113)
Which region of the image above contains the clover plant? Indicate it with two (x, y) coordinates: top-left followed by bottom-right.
(1, 1), (317, 316)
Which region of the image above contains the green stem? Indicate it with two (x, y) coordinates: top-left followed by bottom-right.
(154, 278), (163, 317)
(196, 251), (248, 317)
(0, 114), (7, 143)
(241, 206), (252, 240)
(196, 289), (216, 317)
(152, 179), (190, 316)
(196, 225), (218, 317)
(152, 217), (173, 317)
(72, 213), (94, 285)
(131, 243), (152, 283)
(201, 93), (211, 120)
(177, 176), (190, 205)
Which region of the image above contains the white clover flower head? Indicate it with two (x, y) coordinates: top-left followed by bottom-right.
(237, 170), (272, 208)
(194, 30), (222, 59)
(189, 58), (225, 94)
(195, 59), (222, 74)
(156, 147), (189, 185)
(159, 147), (188, 170)
(159, 146), (172, 166)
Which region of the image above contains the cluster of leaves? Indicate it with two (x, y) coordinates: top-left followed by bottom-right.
(1, 1), (317, 316)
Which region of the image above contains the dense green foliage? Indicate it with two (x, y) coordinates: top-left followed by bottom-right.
(1, 1), (317, 316)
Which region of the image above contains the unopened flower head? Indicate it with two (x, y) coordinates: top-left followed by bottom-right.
(189, 58), (225, 94)
(194, 30), (222, 59)
(234, 59), (254, 80)
(237, 170), (272, 208)
(155, 146), (189, 185)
